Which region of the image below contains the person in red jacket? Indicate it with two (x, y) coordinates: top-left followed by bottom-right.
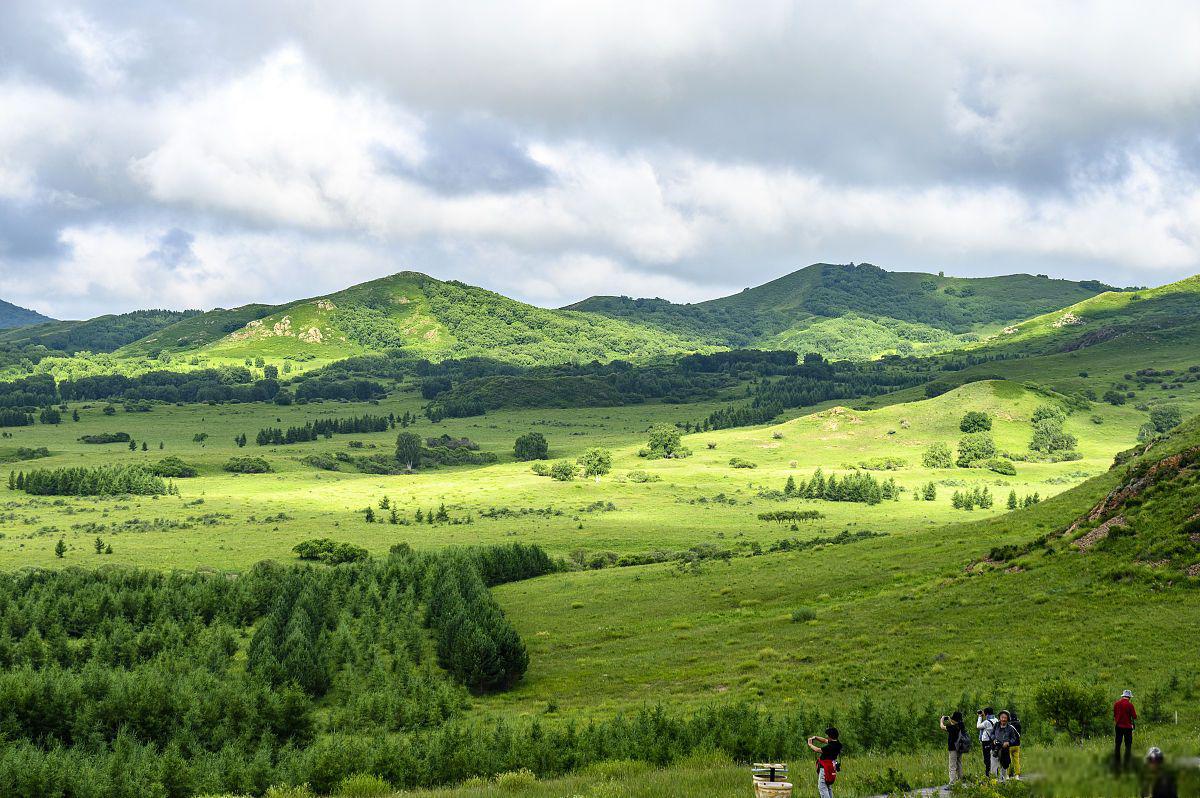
(1113, 689), (1137, 769)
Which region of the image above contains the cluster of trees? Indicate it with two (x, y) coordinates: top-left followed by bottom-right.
(79, 432), (131, 444)
(0, 408), (34, 426)
(60, 367), (284, 404)
(1138, 405), (1183, 442)
(10, 464), (169, 496)
(1007, 490), (1042, 509)
(224, 456), (272, 474)
(256, 414), (391, 445)
(784, 468), (900, 504)
(952, 486), (994, 510)
(0, 374), (58, 407)
(757, 510), (825, 524)
(0, 542), (558, 796)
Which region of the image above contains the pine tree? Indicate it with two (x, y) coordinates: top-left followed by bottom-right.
(784, 475), (796, 496)
(364, 507), (376, 523)
(54, 539), (66, 558)
(129, 439), (137, 451)
(94, 537), (105, 554)
(1008, 490), (1018, 510)
(72, 408), (80, 422)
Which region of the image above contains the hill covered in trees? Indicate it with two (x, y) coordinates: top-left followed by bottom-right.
(0, 297), (52, 329)
(0, 309), (199, 354)
(569, 262), (1115, 359)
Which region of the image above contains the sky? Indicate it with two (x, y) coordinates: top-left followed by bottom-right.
(2, 1), (1200, 319)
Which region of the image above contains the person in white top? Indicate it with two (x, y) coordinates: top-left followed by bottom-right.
(976, 706), (997, 777)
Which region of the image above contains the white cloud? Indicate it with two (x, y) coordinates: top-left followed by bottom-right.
(2, 3), (1200, 317)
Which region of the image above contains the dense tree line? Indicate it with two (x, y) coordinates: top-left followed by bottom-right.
(256, 414), (391, 445)
(0, 408), (34, 426)
(0, 543), (554, 796)
(0, 373), (58, 408)
(784, 468), (900, 504)
(11, 465), (169, 496)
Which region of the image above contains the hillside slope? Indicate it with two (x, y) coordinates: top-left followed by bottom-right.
(119, 272), (713, 367)
(570, 262), (1111, 358)
(0, 298), (52, 329)
(0, 309), (199, 354)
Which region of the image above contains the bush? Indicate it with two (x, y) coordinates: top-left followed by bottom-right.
(303, 454), (340, 471)
(514, 432), (549, 461)
(922, 442), (953, 469)
(224, 456), (272, 474)
(1150, 405), (1183, 433)
(335, 773), (392, 797)
(549, 460), (577, 481)
(728, 457), (757, 468)
(79, 432), (131, 444)
(644, 424), (690, 459)
(293, 538), (370, 564)
(956, 433), (997, 467)
(1034, 679), (1107, 739)
(625, 470), (660, 483)
(494, 769), (538, 790)
(790, 607), (817, 623)
(150, 456), (198, 477)
(984, 458), (1016, 476)
(959, 411), (992, 433)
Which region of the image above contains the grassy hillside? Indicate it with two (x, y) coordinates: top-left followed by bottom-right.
(118, 272), (713, 368)
(570, 262), (1110, 359)
(0, 309), (198, 354)
(0, 297), (52, 329)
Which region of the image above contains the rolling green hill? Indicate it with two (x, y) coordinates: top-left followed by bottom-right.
(569, 262), (1113, 358)
(0, 309), (199, 354)
(119, 272), (713, 367)
(0, 297), (52, 329)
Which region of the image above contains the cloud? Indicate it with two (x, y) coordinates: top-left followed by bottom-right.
(1, 2), (1200, 318)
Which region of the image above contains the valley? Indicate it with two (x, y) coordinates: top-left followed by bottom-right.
(0, 265), (1197, 797)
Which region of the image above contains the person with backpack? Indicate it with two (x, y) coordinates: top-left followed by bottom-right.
(807, 727), (842, 798)
(940, 711), (969, 784)
(1006, 710), (1023, 780)
(1114, 689), (1137, 770)
(992, 711), (1021, 783)
(976, 706), (997, 777)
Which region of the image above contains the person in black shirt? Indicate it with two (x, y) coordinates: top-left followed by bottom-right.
(940, 711), (966, 783)
(807, 727), (842, 798)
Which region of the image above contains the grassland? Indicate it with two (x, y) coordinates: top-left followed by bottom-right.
(3, 274), (1200, 796)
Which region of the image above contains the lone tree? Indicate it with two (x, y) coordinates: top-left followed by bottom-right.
(646, 424), (690, 459)
(54, 539), (66, 559)
(514, 432), (549, 461)
(1150, 405), (1183, 434)
(395, 431), (423, 471)
(959, 411), (993, 433)
(578, 448), (613, 479)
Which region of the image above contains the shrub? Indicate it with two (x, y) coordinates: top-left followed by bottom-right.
(549, 460), (577, 481)
(728, 457), (757, 469)
(79, 432), (131, 444)
(956, 433), (997, 467)
(303, 454), (339, 471)
(530, 462), (550, 476)
(959, 411), (992, 433)
(293, 538), (369, 564)
(984, 458), (1016, 476)
(1150, 405), (1183, 433)
(790, 607), (817, 623)
(150, 456), (199, 477)
(335, 773), (392, 797)
(514, 432), (549, 461)
(922, 442), (953, 469)
(494, 769), (538, 790)
(224, 456), (272, 474)
(1034, 679), (1106, 739)
(625, 470), (660, 483)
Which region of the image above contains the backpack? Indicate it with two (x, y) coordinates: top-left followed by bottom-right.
(955, 727), (972, 754)
(1010, 718), (1022, 742)
(819, 758), (837, 785)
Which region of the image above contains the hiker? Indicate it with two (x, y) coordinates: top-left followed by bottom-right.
(940, 711), (969, 784)
(992, 711), (1020, 783)
(807, 727), (842, 798)
(1114, 689), (1137, 769)
(1142, 747), (1179, 798)
(976, 706), (997, 777)
(1006, 709), (1023, 780)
